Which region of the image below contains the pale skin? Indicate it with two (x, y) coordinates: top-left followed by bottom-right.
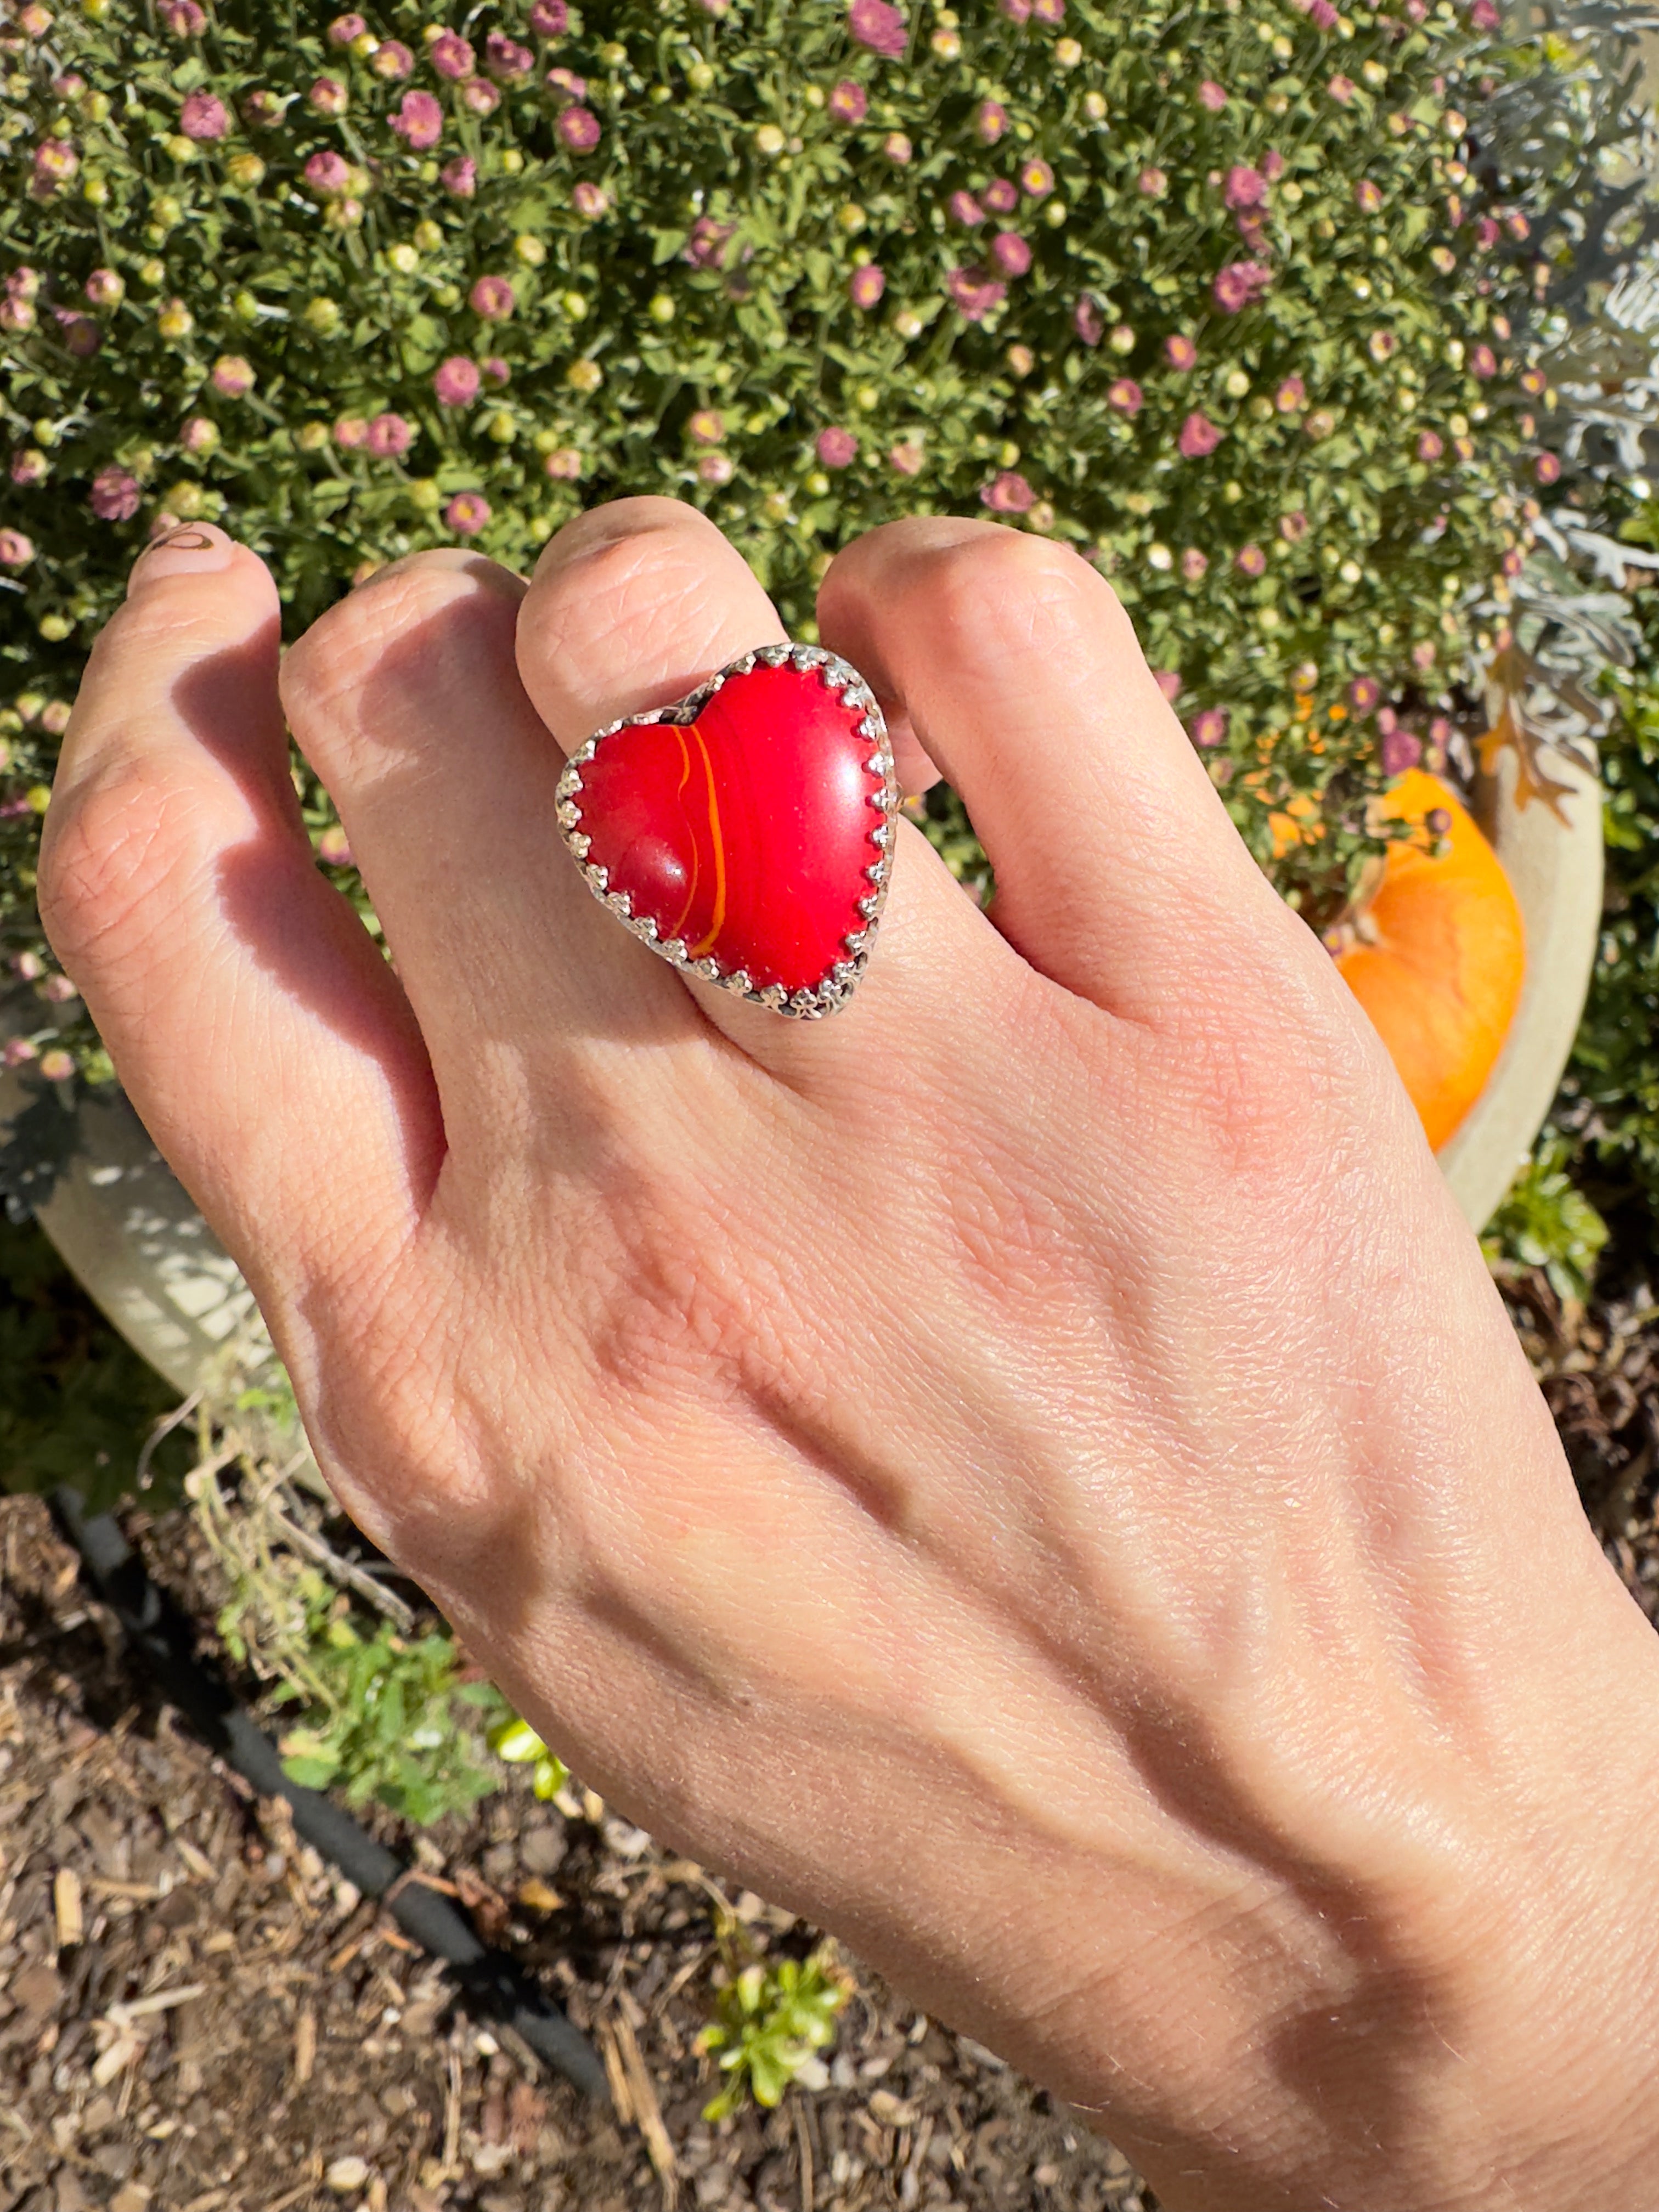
(36, 498), (1659, 2210)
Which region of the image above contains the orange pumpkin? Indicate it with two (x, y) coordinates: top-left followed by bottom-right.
(1334, 768), (1525, 1152)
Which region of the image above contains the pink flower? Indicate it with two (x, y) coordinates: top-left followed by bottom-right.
(1381, 726), (1421, 776)
(1279, 511), (1309, 542)
(1107, 378), (1143, 414)
(817, 426), (859, 468)
(1224, 165), (1267, 210)
(883, 132), (912, 163)
(557, 105), (601, 151)
(464, 78), (501, 115)
(1309, 0), (1339, 21)
(90, 466), (140, 521)
(10, 449), (48, 486)
(58, 311), (100, 359)
(1019, 159), (1055, 200)
(830, 79), (868, 123)
(991, 232), (1032, 278)
(180, 91), (229, 139)
(685, 216), (733, 266)
(1189, 708), (1228, 747)
(31, 140), (78, 191)
(1032, 0), (1064, 20)
(529, 0), (569, 31)
(1212, 261), (1272, 313)
(849, 0), (908, 57)
(849, 263), (887, 308)
(6, 267), (40, 302)
(241, 89), (285, 126)
(1535, 453), (1561, 486)
(1262, 149), (1286, 182)
(2, 1039), (38, 1068)
(1178, 412), (1222, 458)
(328, 13), (366, 42)
(545, 66), (588, 101)
(1138, 167), (1167, 198)
(983, 179), (1018, 216)
(1074, 298), (1104, 346)
(38, 1051), (75, 1083)
(1165, 333), (1198, 369)
(1235, 544), (1267, 577)
(486, 31), (534, 82)
(305, 149), (353, 195)
(946, 267), (1007, 322)
(470, 274), (516, 320)
(433, 356), (481, 406)
(445, 492), (491, 534)
(367, 412), (414, 456)
(158, 0), (205, 31)
(440, 156), (477, 198)
(889, 441), (924, 475)
(698, 453), (735, 486)
(981, 471), (1034, 514)
(430, 31), (475, 80)
(1349, 676), (1381, 714)
(1470, 0), (1499, 25)
(1275, 376), (1306, 412)
(207, 356), (254, 400)
(1180, 548), (1207, 581)
(976, 99), (1008, 143)
(308, 77), (348, 116)
(180, 415), (216, 453)
(688, 410), (726, 445)
(999, 0), (1031, 18)
(0, 529), (34, 567)
(1327, 72), (1356, 101)
(1417, 430), (1443, 461)
(1198, 80), (1227, 111)
(1355, 178), (1383, 214)
(1414, 644), (1439, 674)
(391, 88), (444, 148)
(574, 180), (612, 219)
(371, 40), (415, 77)
(334, 416), (369, 449)
(544, 447), (584, 479)
(1504, 211), (1530, 242)
(949, 190), (984, 227)
(0, 298), (35, 334)
(1500, 547), (1525, 579)
(1470, 342), (1497, 379)
(483, 357), (510, 385)
(84, 268), (124, 307)
(1155, 671), (1183, 703)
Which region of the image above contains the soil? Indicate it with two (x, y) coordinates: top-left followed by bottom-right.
(3, 1259), (1658, 2212)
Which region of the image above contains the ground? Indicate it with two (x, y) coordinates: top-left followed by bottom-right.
(2, 1250), (1657, 2212)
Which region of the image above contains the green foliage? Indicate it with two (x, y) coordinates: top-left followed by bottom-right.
(693, 1948), (851, 2121)
(488, 1711), (570, 1801)
(1480, 1128), (1609, 1305)
(1551, 585), (1659, 1240)
(268, 1566), (510, 1822)
(1, 0), (1641, 1065)
(0, 1203), (190, 1514)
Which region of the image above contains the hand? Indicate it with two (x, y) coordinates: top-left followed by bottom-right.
(40, 499), (1659, 2211)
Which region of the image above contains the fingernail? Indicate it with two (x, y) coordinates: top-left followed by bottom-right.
(126, 521), (237, 598)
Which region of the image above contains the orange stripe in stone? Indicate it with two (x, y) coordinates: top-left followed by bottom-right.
(685, 719), (728, 958)
(667, 726), (699, 943)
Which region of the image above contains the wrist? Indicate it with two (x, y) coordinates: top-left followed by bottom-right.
(1032, 1530), (1659, 2209)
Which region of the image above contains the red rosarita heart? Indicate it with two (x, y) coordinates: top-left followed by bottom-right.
(555, 643), (899, 1018)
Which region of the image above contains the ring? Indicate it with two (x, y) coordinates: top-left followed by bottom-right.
(555, 641), (899, 1019)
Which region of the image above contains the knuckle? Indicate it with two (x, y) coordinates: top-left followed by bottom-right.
(280, 557), (507, 730)
(915, 528), (1131, 668)
(37, 763), (213, 983)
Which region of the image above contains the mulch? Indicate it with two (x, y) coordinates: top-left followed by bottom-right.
(3, 1257), (1657, 2212)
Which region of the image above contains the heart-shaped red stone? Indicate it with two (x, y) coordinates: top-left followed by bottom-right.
(555, 646), (897, 1017)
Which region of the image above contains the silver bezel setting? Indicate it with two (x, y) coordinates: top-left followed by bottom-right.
(554, 641), (898, 1020)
